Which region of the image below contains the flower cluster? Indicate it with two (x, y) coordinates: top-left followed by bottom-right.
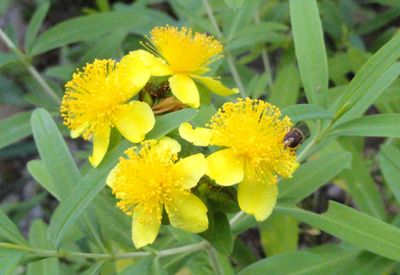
(60, 26), (299, 248)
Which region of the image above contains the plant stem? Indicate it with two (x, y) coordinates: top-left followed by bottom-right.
(202, 0), (246, 97)
(206, 245), (224, 275)
(0, 241), (207, 261)
(0, 28), (61, 104)
(229, 211), (245, 226)
(254, 11), (274, 91)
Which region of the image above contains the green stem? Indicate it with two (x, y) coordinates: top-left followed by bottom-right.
(202, 0), (246, 97)
(254, 11), (274, 91)
(229, 211), (245, 227)
(0, 28), (61, 104)
(0, 241), (207, 261)
(206, 245), (224, 275)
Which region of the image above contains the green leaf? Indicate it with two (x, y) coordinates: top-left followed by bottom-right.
(334, 62), (400, 125)
(335, 252), (395, 275)
(31, 109), (104, 249)
(202, 212), (233, 256)
(148, 108), (197, 139)
(0, 111), (32, 150)
(290, 0), (328, 106)
(31, 9), (173, 55)
(81, 262), (105, 275)
(279, 152), (351, 203)
(48, 140), (130, 247)
(379, 144), (400, 204)
(226, 22), (288, 51)
(224, 0), (244, 9)
(281, 104), (332, 122)
(327, 114), (400, 138)
(27, 160), (59, 200)
(31, 109), (80, 195)
(340, 139), (386, 220)
(48, 109), (195, 247)
(333, 32), (400, 118)
(259, 212), (298, 256)
(269, 64), (300, 108)
(24, 2), (50, 52)
(276, 201), (400, 261)
(27, 220), (59, 275)
(239, 244), (358, 275)
(0, 252), (24, 275)
(0, 209), (27, 245)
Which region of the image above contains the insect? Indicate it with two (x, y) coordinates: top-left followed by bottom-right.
(284, 122), (310, 149)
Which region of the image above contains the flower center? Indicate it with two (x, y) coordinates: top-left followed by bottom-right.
(112, 142), (185, 223)
(209, 98), (297, 182)
(147, 26), (223, 73)
(61, 60), (131, 139)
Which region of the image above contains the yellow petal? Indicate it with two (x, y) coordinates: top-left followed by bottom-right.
(178, 122), (212, 146)
(71, 122), (89, 139)
(118, 50), (153, 95)
(176, 153), (207, 189)
(106, 165), (119, 189)
(207, 149), (244, 186)
(112, 101), (155, 143)
(131, 207), (161, 249)
(238, 179), (278, 221)
(169, 74), (200, 108)
(154, 137), (181, 154)
(149, 57), (172, 76)
(89, 126), (110, 167)
(193, 76), (239, 96)
(166, 191), (208, 233)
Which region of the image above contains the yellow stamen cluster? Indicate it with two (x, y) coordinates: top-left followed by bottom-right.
(112, 141), (188, 224)
(209, 98), (298, 182)
(61, 59), (132, 140)
(148, 26), (223, 73)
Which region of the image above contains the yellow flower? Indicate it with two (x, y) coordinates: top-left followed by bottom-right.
(106, 137), (208, 248)
(179, 98), (299, 221)
(61, 59), (155, 167)
(132, 26), (239, 108)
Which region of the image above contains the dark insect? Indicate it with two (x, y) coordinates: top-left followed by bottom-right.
(284, 122), (310, 149)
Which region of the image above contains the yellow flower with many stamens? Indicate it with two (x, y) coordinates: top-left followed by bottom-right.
(127, 26), (238, 108)
(179, 98), (299, 221)
(61, 59), (155, 167)
(106, 137), (208, 248)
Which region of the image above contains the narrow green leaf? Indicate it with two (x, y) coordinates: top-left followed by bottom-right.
(31, 109), (80, 195)
(269, 64), (300, 108)
(27, 160), (59, 200)
(340, 139), (386, 220)
(290, 0), (328, 106)
(336, 252), (395, 275)
(31, 9), (173, 55)
(327, 114), (400, 137)
(239, 244), (358, 275)
(281, 104), (332, 122)
(0, 209), (27, 245)
(279, 152), (351, 203)
(335, 62), (400, 125)
(27, 220), (59, 275)
(379, 144), (400, 204)
(48, 109), (195, 247)
(0, 252), (24, 275)
(24, 2), (50, 52)
(31, 109), (103, 248)
(82, 262), (105, 275)
(276, 201), (400, 261)
(148, 108), (197, 139)
(202, 213), (233, 256)
(0, 111), (32, 150)
(333, 32), (400, 118)
(259, 212), (298, 256)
